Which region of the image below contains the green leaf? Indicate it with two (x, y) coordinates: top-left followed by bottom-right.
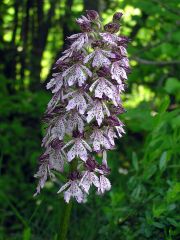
(166, 183), (180, 203)
(143, 164), (157, 180)
(152, 221), (164, 229)
(164, 78), (180, 94)
(132, 152), (139, 171)
(167, 218), (179, 227)
(153, 203), (166, 217)
(131, 184), (142, 199)
(159, 96), (170, 113)
(159, 151), (167, 171)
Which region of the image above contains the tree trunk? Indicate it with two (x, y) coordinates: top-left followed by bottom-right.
(44, 0), (74, 86)
(83, 0), (100, 11)
(30, 0), (58, 91)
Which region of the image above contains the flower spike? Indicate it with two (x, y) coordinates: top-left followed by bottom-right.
(34, 11), (129, 203)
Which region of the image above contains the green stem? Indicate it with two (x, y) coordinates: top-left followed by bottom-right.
(58, 159), (78, 240)
(58, 201), (73, 240)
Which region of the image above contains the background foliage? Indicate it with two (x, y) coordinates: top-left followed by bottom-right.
(0, 0), (180, 239)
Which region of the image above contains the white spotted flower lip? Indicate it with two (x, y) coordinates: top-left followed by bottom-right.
(58, 180), (86, 203)
(63, 138), (92, 162)
(79, 170), (100, 193)
(34, 10), (130, 203)
(97, 175), (111, 195)
(86, 100), (110, 126)
(84, 49), (115, 68)
(90, 129), (112, 152)
(62, 63), (92, 87)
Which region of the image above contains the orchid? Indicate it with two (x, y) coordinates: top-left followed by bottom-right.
(34, 10), (130, 203)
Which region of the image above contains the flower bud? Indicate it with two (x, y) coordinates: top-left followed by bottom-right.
(117, 35), (130, 45)
(38, 153), (49, 163)
(113, 12), (123, 22)
(96, 66), (110, 77)
(86, 10), (99, 20)
(104, 22), (120, 33)
(91, 40), (103, 48)
(79, 22), (92, 32)
(76, 17), (92, 32)
(72, 130), (84, 138)
(85, 157), (97, 171)
(98, 164), (111, 175)
(68, 171), (81, 180)
(50, 138), (64, 150)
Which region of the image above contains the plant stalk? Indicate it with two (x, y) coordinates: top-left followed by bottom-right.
(58, 201), (73, 240)
(58, 159), (78, 240)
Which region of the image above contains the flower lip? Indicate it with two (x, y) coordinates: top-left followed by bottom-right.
(68, 171), (81, 180)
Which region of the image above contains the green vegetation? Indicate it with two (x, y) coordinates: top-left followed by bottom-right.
(0, 0), (179, 239)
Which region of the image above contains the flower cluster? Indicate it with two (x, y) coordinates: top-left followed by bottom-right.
(34, 10), (130, 203)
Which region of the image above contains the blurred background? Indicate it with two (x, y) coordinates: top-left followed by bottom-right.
(0, 0), (180, 239)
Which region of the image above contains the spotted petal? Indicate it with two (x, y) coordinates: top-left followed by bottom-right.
(80, 171), (99, 193)
(97, 175), (111, 194)
(91, 129), (112, 151)
(111, 61), (127, 84)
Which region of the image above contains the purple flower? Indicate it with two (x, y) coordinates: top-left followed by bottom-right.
(34, 10), (129, 203)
